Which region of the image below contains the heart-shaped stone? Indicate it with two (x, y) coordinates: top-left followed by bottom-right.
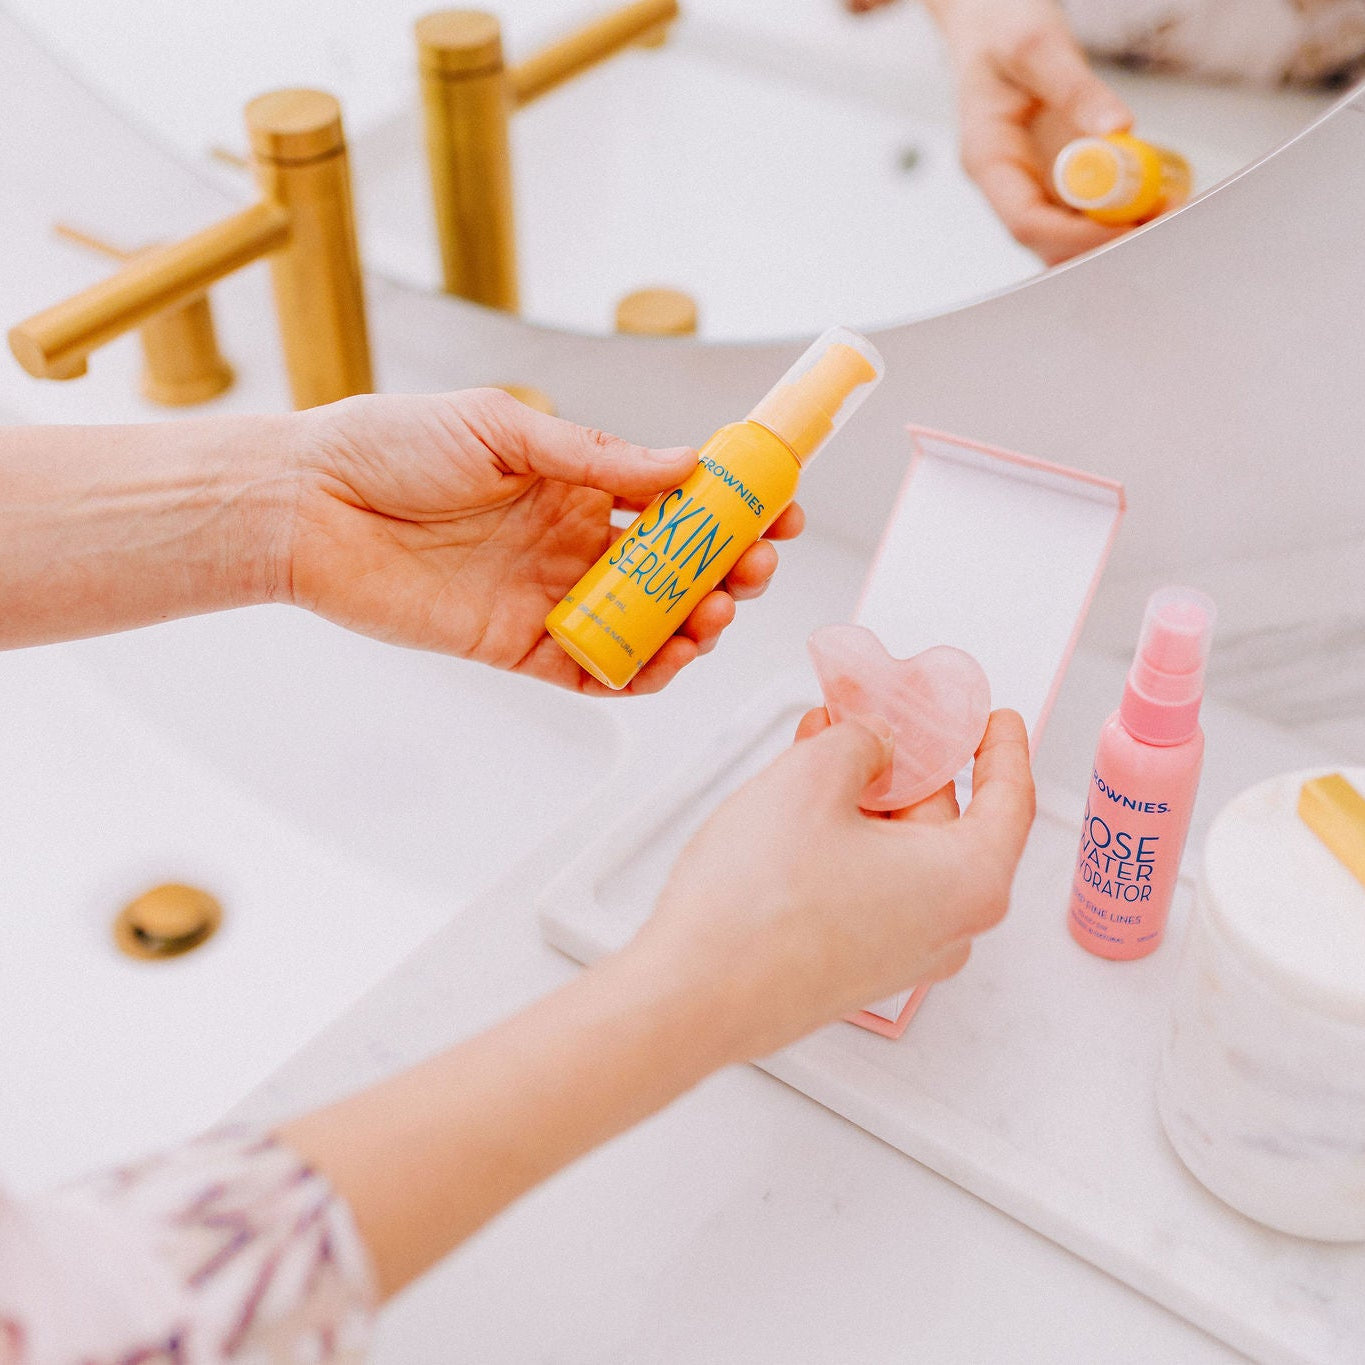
(807, 623), (992, 811)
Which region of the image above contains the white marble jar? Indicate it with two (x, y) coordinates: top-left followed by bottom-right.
(1157, 766), (1365, 1242)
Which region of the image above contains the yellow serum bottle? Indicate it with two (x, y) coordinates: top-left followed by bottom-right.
(545, 326), (884, 690)
(1053, 133), (1192, 226)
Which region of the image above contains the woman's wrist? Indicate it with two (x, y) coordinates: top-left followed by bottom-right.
(108, 412), (306, 613)
(606, 934), (762, 1075)
(0, 413), (306, 648)
(217, 412), (310, 608)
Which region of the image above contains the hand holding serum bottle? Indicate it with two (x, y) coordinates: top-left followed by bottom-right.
(545, 328), (884, 689)
(1069, 587), (1216, 960)
(1053, 133), (1192, 226)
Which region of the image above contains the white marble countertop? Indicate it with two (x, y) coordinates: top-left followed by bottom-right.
(233, 644), (1248, 1364)
(1, 6), (1353, 1360)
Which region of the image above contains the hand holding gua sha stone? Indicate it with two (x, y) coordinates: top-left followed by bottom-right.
(807, 624), (992, 811)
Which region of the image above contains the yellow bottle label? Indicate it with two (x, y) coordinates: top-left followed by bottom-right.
(545, 421), (801, 689)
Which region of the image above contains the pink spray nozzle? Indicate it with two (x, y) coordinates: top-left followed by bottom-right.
(1120, 586), (1217, 745)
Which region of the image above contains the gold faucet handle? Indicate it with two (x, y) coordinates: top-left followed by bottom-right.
(50, 222), (235, 406)
(53, 223), (134, 262)
(510, 0), (680, 107)
(12, 87), (369, 412)
(208, 146), (251, 172)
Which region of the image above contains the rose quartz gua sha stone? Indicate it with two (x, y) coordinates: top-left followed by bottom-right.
(807, 624), (992, 811)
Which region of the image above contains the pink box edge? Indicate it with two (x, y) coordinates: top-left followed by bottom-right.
(842, 425), (1127, 1039)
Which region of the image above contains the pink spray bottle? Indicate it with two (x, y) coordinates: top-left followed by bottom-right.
(1068, 586), (1217, 960)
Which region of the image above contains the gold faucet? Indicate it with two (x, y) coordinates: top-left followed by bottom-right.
(417, 0), (680, 311)
(10, 90), (372, 410)
(52, 223), (237, 407)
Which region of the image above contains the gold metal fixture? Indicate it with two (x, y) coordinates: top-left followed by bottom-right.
(418, 11), (519, 311)
(417, 0), (679, 309)
(615, 286), (697, 337)
(11, 90), (372, 410)
(113, 883), (223, 960)
(54, 223), (236, 407)
(506, 0), (679, 105)
(209, 146), (251, 171)
(633, 18), (670, 48)
(1299, 772), (1365, 888)
(493, 383), (556, 414)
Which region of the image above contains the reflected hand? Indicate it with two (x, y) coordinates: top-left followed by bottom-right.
(630, 708), (1035, 1060)
(288, 389), (803, 695)
(929, 0), (1134, 264)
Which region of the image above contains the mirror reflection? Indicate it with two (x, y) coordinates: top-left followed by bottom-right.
(3, 0), (1348, 339)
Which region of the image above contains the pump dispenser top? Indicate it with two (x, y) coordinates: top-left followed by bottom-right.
(746, 326), (883, 464)
(1120, 586), (1217, 745)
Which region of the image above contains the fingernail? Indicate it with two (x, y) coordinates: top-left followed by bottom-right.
(1082, 103), (1129, 135)
(850, 712), (895, 757)
(650, 445), (697, 463)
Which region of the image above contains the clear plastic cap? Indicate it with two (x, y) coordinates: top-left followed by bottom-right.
(747, 326), (884, 465)
(1120, 586), (1217, 744)
(1054, 136), (1141, 212)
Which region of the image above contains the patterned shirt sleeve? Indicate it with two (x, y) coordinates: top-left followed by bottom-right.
(0, 1127), (375, 1364)
(1064, 0), (1365, 86)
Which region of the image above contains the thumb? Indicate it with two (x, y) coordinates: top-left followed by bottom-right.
(791, 714), (895, 811)
(473, 389), (696, 499)
(1010, 26), (1131, 135)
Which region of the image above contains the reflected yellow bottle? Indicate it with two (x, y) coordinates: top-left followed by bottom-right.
(1053, 133), (1192, 226)
(545, 327), (884, 689)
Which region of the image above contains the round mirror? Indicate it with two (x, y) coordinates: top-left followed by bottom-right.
(5, 0), (1341, 339)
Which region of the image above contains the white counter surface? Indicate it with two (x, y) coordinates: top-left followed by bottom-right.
(1, 6), (1352, 1360)
(235, 648), (1248, 1365)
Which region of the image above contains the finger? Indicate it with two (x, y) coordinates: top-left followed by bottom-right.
(763, 503), (805, 541)
(1005, 26), (1131, 135)
(621, 633), (699, 695)
(794, 707), (831, 743)
(887, 779), (960, 825)
(784, 714), (894, 811)
(969, 140), (1125, 264)
(958, 73), (1127, 264)
(1028, 211), (1128, 267)
(962, 709), (1036, 866)
(919, 939), (972, 983)
(724, 540), (778, 601)
(469, 389), (696, 500)
(677, 590), (735, 650)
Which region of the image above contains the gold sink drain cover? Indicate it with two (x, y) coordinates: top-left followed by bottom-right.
(114, 883), (222, 960)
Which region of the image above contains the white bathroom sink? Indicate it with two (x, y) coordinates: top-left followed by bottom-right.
(55, 607), (621, 906)
(0, 614), (622, 1194)
(353, 35), (1040, 339)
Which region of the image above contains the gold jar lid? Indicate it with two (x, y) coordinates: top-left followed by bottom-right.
(246, 89), (345, 163)
(114, 883), (223, 960)
(615, 287), (698, 337)
(416, 11), (505, 78)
